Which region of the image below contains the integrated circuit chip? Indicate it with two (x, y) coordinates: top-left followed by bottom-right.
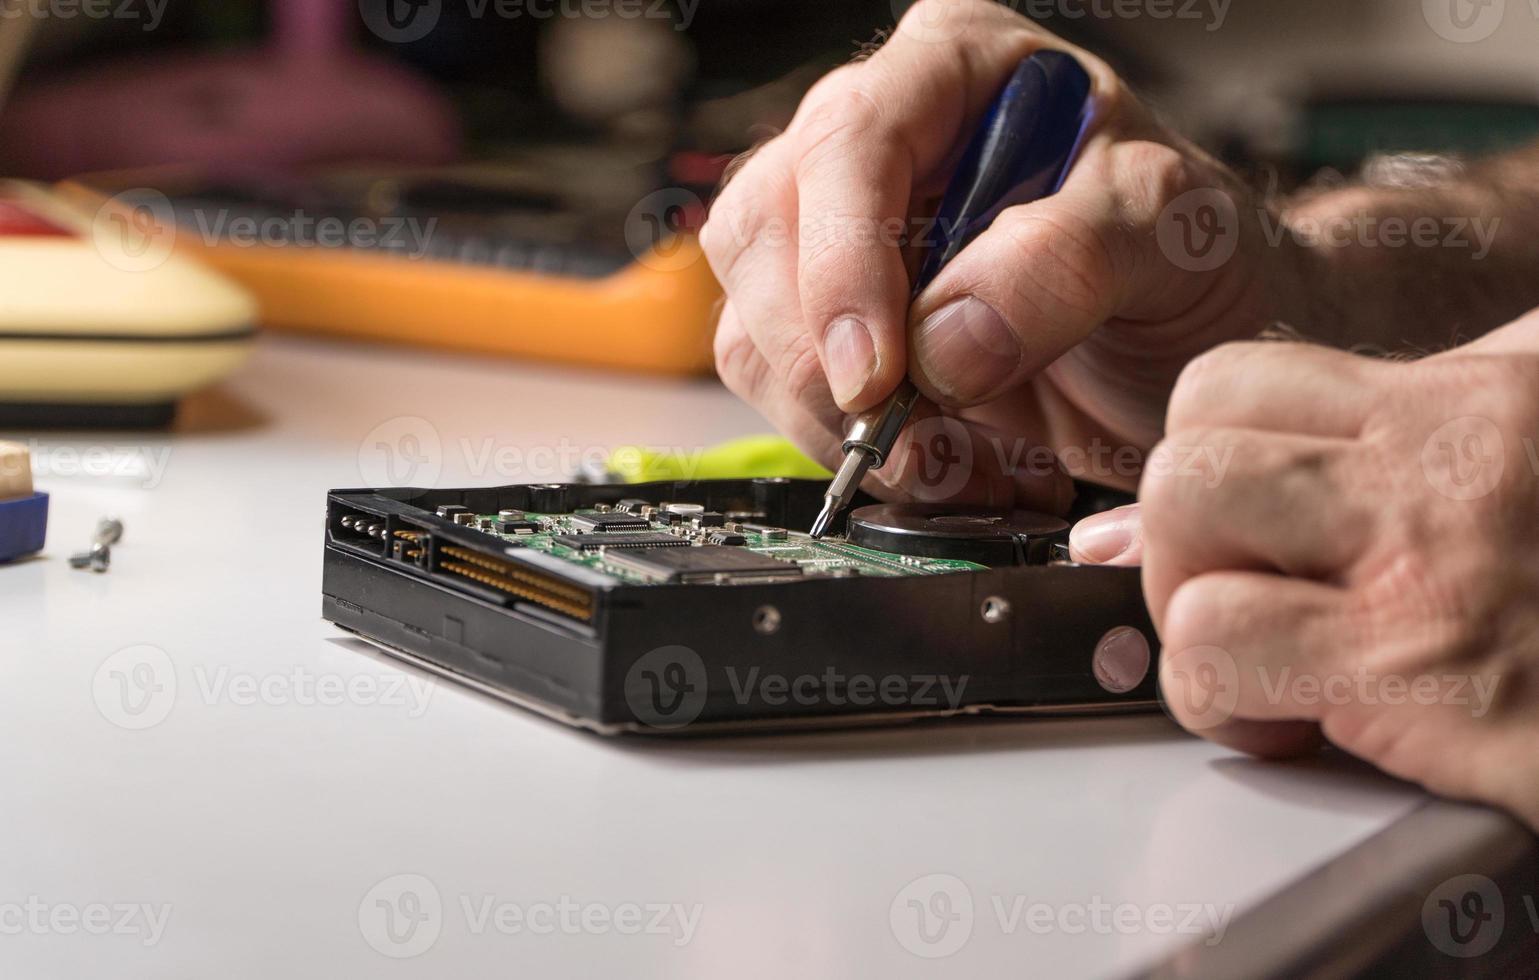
(605, 545), (803, 584)
(569, 511), (651, 532)
(551, 532), (687, 552)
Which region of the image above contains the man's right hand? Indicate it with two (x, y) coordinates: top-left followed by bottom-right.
(701, 0), (1304, 512)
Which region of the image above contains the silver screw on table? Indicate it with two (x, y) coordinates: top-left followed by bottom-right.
(69, 517), (123, 573)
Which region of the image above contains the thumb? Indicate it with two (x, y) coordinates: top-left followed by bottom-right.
(1069, 503), (1143, 565)
(908, 136), (1242, 408)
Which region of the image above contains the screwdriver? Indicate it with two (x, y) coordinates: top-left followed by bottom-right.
(809, 50), (1095, 538)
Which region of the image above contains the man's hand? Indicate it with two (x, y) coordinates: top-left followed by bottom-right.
(1073, 316), (1539, 828)
(701, 0), (1301, 510)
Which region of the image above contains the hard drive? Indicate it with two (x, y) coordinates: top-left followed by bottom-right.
(321, 478), (1160, 734)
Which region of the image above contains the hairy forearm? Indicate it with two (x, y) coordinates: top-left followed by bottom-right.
(1277, 143), (1539, 355)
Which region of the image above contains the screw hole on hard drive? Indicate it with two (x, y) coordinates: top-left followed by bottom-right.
(981, 597), (1010, 624)
(753, 605), (781, 635)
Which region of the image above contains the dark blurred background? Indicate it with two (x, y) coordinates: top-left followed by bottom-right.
(8, 0), (1539, 182)
(5, 0), (1539, 379)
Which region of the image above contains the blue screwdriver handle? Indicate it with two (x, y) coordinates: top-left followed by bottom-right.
(912, 49), (1094, 298)
(811, 50), (1094, 537)
(843, 51), (1093, 463)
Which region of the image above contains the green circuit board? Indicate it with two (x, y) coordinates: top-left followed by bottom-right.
(452, 505), (985, 584)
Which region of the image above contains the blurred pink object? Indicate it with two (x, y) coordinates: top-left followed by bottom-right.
(0, 0), (460, 179)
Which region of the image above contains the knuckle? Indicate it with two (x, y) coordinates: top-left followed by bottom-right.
(993, 208), (1112, 324)
(793, 87), (883, 169)
(701, 147), (794, 283)
(1161, 577), (1227, 650)
(798, 63), (863, 112)
(1111, 139), (1200, 216)
(797, 233), (857, 310)
(1166, 341), (1261, 429)
(712, 328), (765, 402)
(1140, 426), (1238, 511)
(1465, 357), (1539, 428)
(898, 0), (975, 30)
(1137, 445), (1185, 533)
(1090, 73), (1134, 125)
(780, 337), (830, 403)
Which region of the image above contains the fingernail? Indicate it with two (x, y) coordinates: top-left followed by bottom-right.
(1070, 507), (1141, 565)
(823, 316), (876, 405)
(913, 296), (1019, 402)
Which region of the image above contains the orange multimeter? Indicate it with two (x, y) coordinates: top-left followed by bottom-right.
(60, 169), (724, 377)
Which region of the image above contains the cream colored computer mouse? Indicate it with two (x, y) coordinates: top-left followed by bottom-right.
(0, 181), (257, 426)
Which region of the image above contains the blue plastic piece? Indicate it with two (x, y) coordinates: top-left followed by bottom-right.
(912, 50), (1093, 299)
(0, 492), (49, 563)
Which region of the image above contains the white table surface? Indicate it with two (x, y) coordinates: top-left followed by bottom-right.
(0, 336), (1428, 980)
